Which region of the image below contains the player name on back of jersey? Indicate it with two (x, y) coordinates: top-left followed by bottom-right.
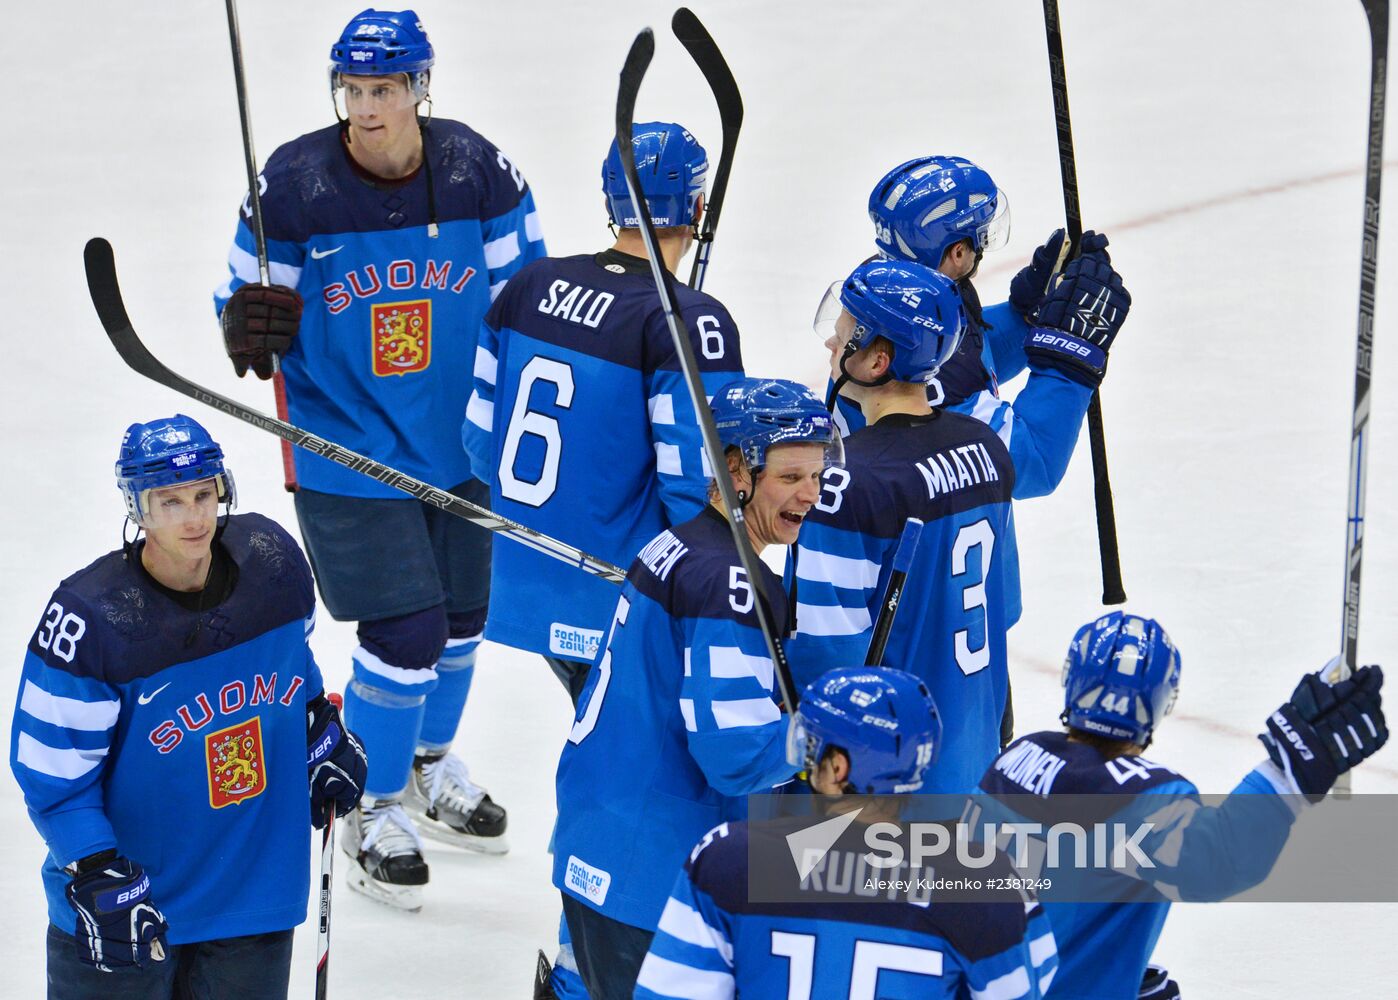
(637, 530), (689, 582)
(991, 739), (1068, 797)
(537, 279), (616, 329)
(915, 441), (1002, 501)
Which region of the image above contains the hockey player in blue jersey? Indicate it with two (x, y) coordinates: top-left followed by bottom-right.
(978, 612), (1388, 998)
(635, 665), (1059, 999)
(213, 9), (546, 907)
(792, 255), (1129, 793)
(463, 121), (742, 704)
(11, 416), (367, 999)
(551, 379), (842, 999)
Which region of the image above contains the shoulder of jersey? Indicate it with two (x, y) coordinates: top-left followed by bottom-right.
(220, 512), (316, 610)
(627, 514), (759, 621)
(684, 820), (751, 911)
(986, 731), (1188, 796)
(427, 118), (532, 215)
(256, 124), (345, 220)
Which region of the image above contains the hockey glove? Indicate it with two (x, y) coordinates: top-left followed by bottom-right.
(65, 853), (169, 971)
(221, 283), (303, 379)
(1139, 964), (1181, 1000)
(1259, 664), (1387, 799)
(1024, 249), (1132, 387)
(1008, 228), (1109, 319)
(308, 692), (368, 828)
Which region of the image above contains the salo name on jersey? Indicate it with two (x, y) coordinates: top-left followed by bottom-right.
(536, 279), (617, 329)
(637, 530), (689, 582)
(915, 442), (1001, 501)
(148, 674), (305, 754)
(993, 741), (1069, 798)
(322, 258), (478, 315)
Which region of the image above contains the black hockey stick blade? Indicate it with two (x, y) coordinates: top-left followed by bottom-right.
(672, 8), (744, 291)
(615, 32), (800, 712)
(1042, 0), (1126, 605)
(83, 238), (626, 585)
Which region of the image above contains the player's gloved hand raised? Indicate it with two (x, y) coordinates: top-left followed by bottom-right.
(64, 852), (169, 971)
(308, 692), (368, 828)
(221, 283), (303, 380)
(1023, 246), (1131, 387)
(1008, 228), (1109, 319)
(1259, 664), (1387, 799)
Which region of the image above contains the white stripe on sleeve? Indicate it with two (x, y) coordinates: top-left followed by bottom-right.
(656, 442), (682, 476)
(1029, 932), (1056, 966)
(648, 393), (676, 425)
(489, 280), (508, 302)
(525, 211), (544, 244)
(795, 601), (872, 638)
(465, 392), (494, 433)
(656, 897), (734, 964)
(15, 732), (108, 781)
(711, 697), (780, 730)
(483, 232), (521, 271)
(228, 244), (301, 289)
(19, 681), (120, 732)
(707, 647), (773, 691)
(679, 698), (697, 732)
(634, 952), (735, 1000)
(794, 548), (882, 591)
(970, 966), (1031, 1000)
(473, 345), (498, 387)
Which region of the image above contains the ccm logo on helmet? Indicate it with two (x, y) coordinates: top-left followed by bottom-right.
(1029, 331), (1092, 358)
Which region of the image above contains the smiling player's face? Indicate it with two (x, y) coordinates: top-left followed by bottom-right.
(741, 443), (826, 549)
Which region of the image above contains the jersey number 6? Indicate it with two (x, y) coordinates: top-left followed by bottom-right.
(500, 357), (575, 507)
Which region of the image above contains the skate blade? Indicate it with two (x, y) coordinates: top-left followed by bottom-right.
(415, 819), (511, 855)
(345, 866), (425, 912)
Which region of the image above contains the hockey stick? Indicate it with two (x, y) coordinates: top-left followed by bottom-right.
(617, 30), (799, 712)
(315, 691), (343, 1000)
(671, 8), (744, 292)
(865, 518), (923, 667)
(1041, 0), (1126, 606)
(83, 238), (627, 585)
(1332, 0), (1388, 794)
(224, 0), (296, 492)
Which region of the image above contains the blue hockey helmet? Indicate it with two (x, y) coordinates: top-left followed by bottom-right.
(1062, 612), (1181, 745)
(711, 378), (843, 475)
(869, 156), (1010, 266)
(814, 260), (966, 385)
(787, 666), (943, 794)
(602, 123), (708, 229)
(116, 415), (236, 524)
(330, 9), (433, 102)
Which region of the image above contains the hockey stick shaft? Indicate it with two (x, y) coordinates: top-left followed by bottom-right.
(865, 518), (923, 667)
(672, 8), (744, 292)
(224, 0), (296, 491)
(617, 31), (799, 712)
(1042, 0), (1126, 606)
(83, 238), (627, 584)
(315, 692), (343, 1000)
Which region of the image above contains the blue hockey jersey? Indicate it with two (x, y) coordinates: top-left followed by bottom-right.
(461, 249), (743, 661)
(978, 731), (1302, 999)
(787, 411), (1016, 795)
(10, 515), (323, 944)
(553, 509), (793, 931)
(636, 818), (1059, 999)
(214, 120), (546, 497)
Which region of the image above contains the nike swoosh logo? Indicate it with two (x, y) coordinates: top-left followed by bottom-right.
(310, 246), (343, 259)
(137, 682), (171, 706)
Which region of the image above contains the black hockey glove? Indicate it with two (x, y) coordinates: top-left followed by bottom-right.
(308, 692), (368, 828)
(221, 283), (303, 380)
(65, 853), (169, 971)
(1024, 248), (1131, 388)
(1139, 963), (1181, 999)
(1008, 228), (1109, 319)
(1259, 664), (1387, 799)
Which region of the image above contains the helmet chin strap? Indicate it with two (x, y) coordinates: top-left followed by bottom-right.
(825, 341), (892, 412)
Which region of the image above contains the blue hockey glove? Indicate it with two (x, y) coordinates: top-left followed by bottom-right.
(1025, 248), (1132, 387)
(1139, 964), (1181, 999)
(65, 853), (169, 971)
(1260, 664), (1387, 798)
(1008, 229), (1109, 318)
(308, 692), (368, 828)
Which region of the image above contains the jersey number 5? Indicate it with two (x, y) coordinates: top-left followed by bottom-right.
(568, 596), (630, 745)
(500, 357), (575, 507)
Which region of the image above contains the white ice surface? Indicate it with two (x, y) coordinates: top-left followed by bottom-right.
(2, 1), (1396, 996)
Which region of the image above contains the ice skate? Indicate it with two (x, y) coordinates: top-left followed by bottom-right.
(404, 751), (509, 854)
(340, 796), (429, 911)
